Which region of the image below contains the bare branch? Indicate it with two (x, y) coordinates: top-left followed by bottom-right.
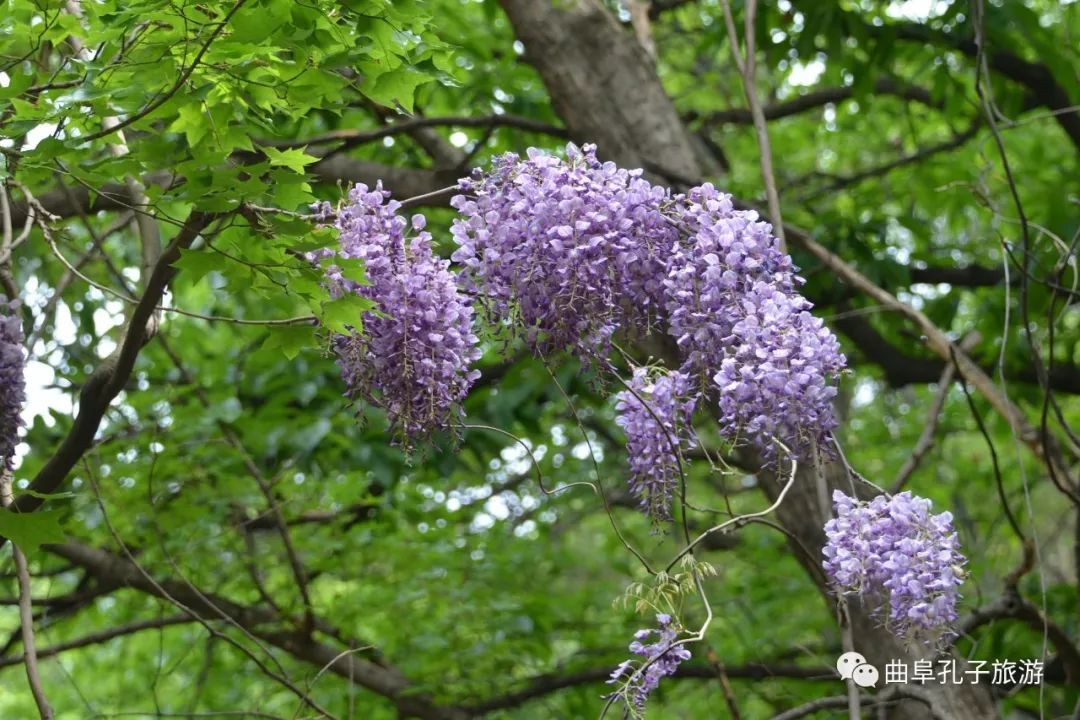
(2, 472), (54, 719)
(0, 615), (195, 670)
(892, 333), (980, 491)
(720, 0), (785, 250)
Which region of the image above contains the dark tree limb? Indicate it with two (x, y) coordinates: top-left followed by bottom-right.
(862, 17), (1080, 150)
(696, 77), (940, 126)
(959, 589), (1080, 686)
(2, 211), (213, 546)
(465, 662), (835, 714)
(0, 615), (195, 669)
(832, 313), (1080, 395)
(45, 541), (467, 720)
(647, 0), (697, 19)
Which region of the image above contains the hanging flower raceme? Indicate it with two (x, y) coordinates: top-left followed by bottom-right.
(450, 143), (678, 359)
(608, 613), (692, 714)
(712, 281), (845, 452)
(663, 184), (845, 453)
(0, 300), (25, 470)
(664, 184), (799, 374)
(614, 368), (698, 524)
(823, 490), (966, 645)
(326, 183), (481, 444)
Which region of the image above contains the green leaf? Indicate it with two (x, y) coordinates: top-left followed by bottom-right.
(319, 294), (374, 334)
(362, 67), (433, 113)
(174, 248), (222, 285)
(261, 325), (316, 359)
(0, 509), (66, 554)
(168, 103), (209, 148)
(262, 146), (319, 174)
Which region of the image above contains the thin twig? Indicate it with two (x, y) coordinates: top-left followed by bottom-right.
(892, 332), (980, 492)
(2, 471), (55, 719)
(74, 0), (249, 144)
(720, 0), (785, 251)
(666, 445), (797, 571)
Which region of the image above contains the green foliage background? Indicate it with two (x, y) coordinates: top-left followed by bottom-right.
(0, 0), (1078, 717)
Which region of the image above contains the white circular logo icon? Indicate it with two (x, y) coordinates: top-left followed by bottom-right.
(836, 651), (867, 681)
(852, 663), (879, 688)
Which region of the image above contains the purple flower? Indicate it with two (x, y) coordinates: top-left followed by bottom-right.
(663, 184), (845, 454)
(711, 281), (845, 453)
(823, 490), (966, 645)
(450, 143), (678, 359)
(615, 368), (698, 523)
(324, 183), (481, 445)
(0, 300), (25, 470)
(609, 613), (691, 713)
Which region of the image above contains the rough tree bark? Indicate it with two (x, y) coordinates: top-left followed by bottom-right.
(499, 0), (720, 180)
(498, 1), (997, 717)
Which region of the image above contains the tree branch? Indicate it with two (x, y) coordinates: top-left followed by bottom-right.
(466, 662), (834, 714)
(696, 78), (940, 126)
(44, 542), (467, 720)
(0, 615), (195, 670)
(959, 589), (1080, 686)
(2, 210), (213, 545)
(266, 114), (567, 151)
(862, 16), (1080, 150)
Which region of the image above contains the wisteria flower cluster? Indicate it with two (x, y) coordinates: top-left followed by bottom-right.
(450, 143), (678, 358)
(664, 184), (845, 451)
(614, 368), (698, 523)
(0, 300), (25, 470)
(608, 613), (692, 714)
(451, 145), (845, 457)
(325, 183), (481, 444)
(823, 490), (966, 645)
(324, 144), (845, 469)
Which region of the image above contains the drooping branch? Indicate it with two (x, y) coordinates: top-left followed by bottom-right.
(781, 211), (1080, 499)
(959, 589), (1080, 686)
(44, 542), (467, 720)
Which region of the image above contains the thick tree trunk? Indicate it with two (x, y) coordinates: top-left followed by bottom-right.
(758, 458), (998, 719)
(498, 1), (997, 717)
(499, 0), (718, 179)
